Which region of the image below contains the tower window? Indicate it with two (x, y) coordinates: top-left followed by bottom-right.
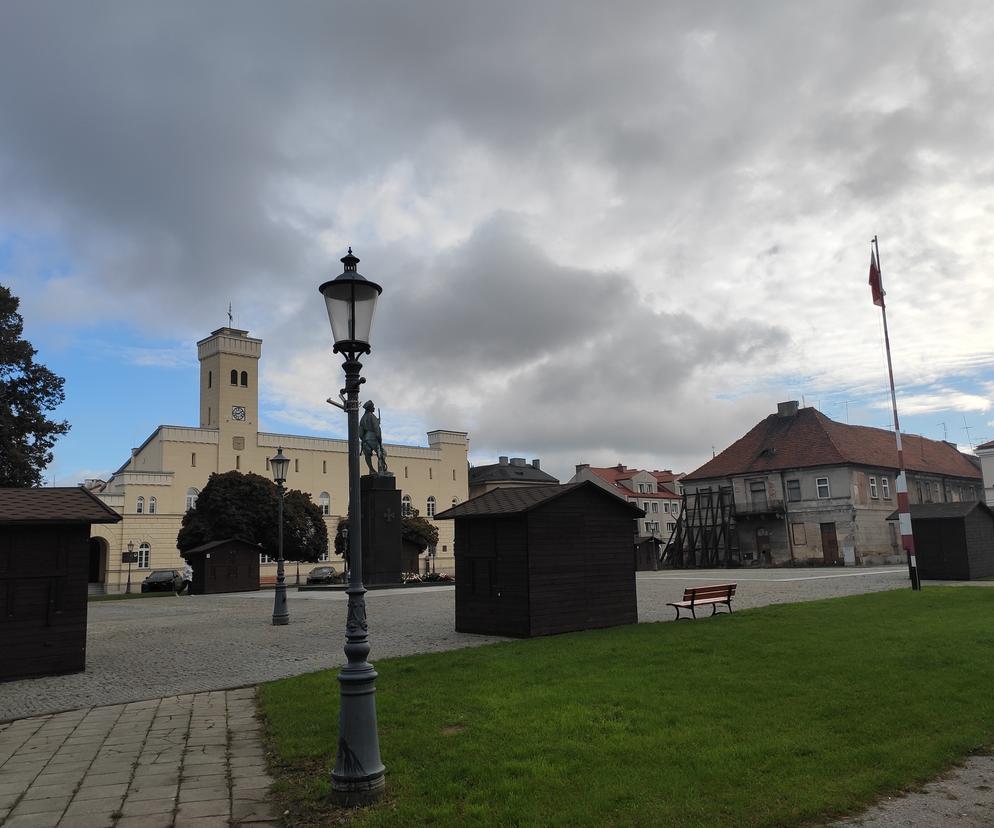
(208, 371), (212, 388)
(236, 455), (240, 470)
(230, 369), (238, 385)
(240, 371), (248, 387)
(149, 497), (157, 515)
(319, 492), (331, 516)
(136, 496), (145, 514)
(429, 468), (433, 480)
(323, 460), (327, 474)
(295, 459), (299, 473)
(191, 452), (197, 467)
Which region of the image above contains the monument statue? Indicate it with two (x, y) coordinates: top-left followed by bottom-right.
(359, 401), (390, 476)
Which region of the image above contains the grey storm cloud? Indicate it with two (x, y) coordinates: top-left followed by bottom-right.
(3, 1), (994, 479)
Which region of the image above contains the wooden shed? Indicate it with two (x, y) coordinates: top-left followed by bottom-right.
(182, 538), (262, 594)
(0, 487), (121, 682)
(887, 502), (994, 580)
(435, 482), (643, 637)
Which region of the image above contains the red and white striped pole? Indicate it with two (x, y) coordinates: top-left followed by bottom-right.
(871, 236), (920, 590)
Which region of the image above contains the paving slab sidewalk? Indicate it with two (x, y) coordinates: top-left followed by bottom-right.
(0, 689), (277, 828)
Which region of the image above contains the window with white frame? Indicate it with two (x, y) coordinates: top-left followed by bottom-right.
(666, 522), (676, 532)
(868, 477), (878, 499)
(882, 477), (891, 499)
(402, 495), (412, 516)
(137, 542), (151, 568)
(651, 502), (658, 513)
(426, 496), (436, 518)
(186, 487), (199, 511)
(664, 502), (670, 513)
(149, 496), (157, 514)
(136, 496), (144, 514)
(319, 545), (330, 562)
(816, 477), (830, 498)
(260, 553), (273, 564)
(319, 492), (330, 516)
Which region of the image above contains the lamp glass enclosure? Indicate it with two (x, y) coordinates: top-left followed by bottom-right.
(270, 448), (290, 484)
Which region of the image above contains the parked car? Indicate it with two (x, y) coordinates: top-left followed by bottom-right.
(306, 566), (339, 585)
(141, 570), (182, 593)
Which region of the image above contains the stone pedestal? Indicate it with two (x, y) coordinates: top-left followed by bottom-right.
(360, 474), (403, 585)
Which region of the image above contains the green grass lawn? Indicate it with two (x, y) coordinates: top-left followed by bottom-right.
(258, 588), (994, 827)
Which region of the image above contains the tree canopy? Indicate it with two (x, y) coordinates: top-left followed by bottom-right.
(177, 471), (328, 562)
(0, 285), (70, 487)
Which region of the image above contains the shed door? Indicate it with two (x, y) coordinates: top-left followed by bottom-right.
(820, 523), (840, 564)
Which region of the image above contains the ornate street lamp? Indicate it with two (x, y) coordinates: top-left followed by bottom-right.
(270, 446), (290, 626)
(126, 540), (134, 594)
(319, 248), (385, 805)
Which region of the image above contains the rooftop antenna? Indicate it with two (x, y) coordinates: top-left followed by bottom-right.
(962, 416), (975, 450)
(938, 422), (947, 441)
(227, 302), (233, 326)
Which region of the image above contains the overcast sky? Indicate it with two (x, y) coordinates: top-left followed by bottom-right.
(3, 1), (993, 486)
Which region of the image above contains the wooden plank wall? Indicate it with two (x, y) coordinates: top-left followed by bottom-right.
(454, 516), (529, 636)
(965, 510), (994, 579)
(0, 525), (89, 682)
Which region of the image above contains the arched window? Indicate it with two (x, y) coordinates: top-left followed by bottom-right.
(402, 495), (412, 516)
(138, 542), (151, 568)
(148, 496), (157, 515)
(319, 492), (330, 516)
(230, 369), (238, 385)
(185, 488), (199, 511)
(136, 496), (144, 514)
(426, 496), (436, 518)
(240, 371), (248, 387)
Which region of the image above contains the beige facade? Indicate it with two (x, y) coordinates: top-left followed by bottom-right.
(569, 464), (682, 543)
(89, 327), (468, 592)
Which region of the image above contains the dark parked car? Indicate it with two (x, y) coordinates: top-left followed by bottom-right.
(141, 570), (182, 593)
(306, 566), (339, 585)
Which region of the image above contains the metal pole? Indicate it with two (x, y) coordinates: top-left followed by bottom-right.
(874, 236), (920, 591)
(272, 482), (290, 624)
(127, 560), (132, 594)
(331, 355), (385, 805)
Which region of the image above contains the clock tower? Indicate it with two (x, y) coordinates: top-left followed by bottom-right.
(197, 327), (262, 467)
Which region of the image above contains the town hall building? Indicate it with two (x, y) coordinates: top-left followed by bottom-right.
(87, 326), (469, 593)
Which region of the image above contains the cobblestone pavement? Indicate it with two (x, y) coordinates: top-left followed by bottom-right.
(0, 688), (275, 828)
(0, 568), (912, 723)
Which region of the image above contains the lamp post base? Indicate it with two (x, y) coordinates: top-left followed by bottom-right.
(330, 773), (385, 807)
(272, 583), (289, 626)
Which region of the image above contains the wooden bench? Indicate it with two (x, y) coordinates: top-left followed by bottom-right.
(667, 583), (736, 620)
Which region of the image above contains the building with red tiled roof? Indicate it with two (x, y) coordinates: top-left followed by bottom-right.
(679, 401), (984, 567)
(569, 463), (684, 544)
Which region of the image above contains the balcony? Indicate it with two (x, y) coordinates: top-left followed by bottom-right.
(734, 497), (786, 518)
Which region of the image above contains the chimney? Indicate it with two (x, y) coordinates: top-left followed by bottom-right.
(575, 463), (589, 474)
(777, 401), (799, 418)
(510, 457), (526, 466)
(615, 464), (625, 471)
(532, 459), (541, 470)
(498, 456), (509, 465)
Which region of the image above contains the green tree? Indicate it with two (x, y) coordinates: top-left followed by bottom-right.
(177, 470), (328, 562)
(0, 285), (70, 487)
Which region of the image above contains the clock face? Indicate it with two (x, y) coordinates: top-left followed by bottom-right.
(231, 405), (246, 421)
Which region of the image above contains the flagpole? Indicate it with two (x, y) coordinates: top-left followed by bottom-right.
(873, 236), (921, 591)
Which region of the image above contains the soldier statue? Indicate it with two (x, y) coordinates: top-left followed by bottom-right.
(359, 400), (390, 475)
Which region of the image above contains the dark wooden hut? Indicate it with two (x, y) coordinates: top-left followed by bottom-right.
(435, 482), (643, 637)
(634, 536), (662, 571)
(0, 487), (121, 682)
(887, 502), (994, 580)
(181, 538), (261, 594)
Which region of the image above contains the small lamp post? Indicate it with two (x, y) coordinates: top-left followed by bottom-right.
(126, 540), (134, 594)
(319, 247), (385, 805)
(270, 446), (290, 626)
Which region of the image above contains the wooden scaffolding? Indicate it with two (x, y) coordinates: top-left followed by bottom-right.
(662, 487), (740, 568)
